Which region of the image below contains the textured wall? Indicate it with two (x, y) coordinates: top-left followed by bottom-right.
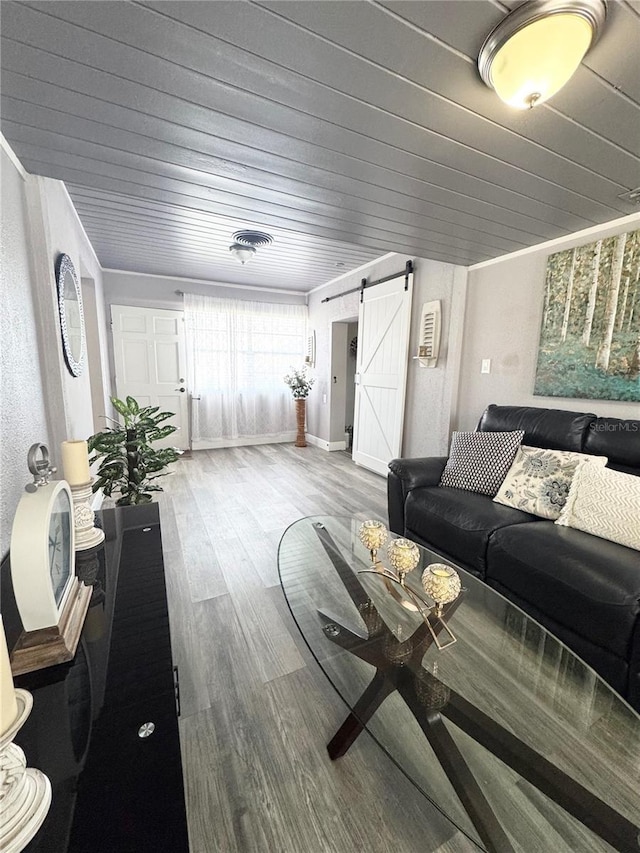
(103, 271), (307, 310)
(0, 150), (50, 555)
(345, 321), (358, 431)
(36, 179), (103, 441)
(329, 322), (349, 444)
(307, 255), (467, 459)
(457, 215), (640, 431)
(0, 151), (111, 557)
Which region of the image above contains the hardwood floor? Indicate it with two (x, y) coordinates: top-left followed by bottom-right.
(157, 444), (476, 853)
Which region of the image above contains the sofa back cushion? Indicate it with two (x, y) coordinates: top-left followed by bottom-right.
(477, 405), (595, 453)
(583, 416), (640, 476)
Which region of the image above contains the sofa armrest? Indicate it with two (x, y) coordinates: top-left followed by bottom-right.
(387, 457), (448, 535)
(388, 457), (448, 490)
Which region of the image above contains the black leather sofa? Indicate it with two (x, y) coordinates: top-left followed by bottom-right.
(388, 405), (640, 711)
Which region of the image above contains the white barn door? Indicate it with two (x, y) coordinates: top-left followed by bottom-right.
(352, 273), (413, 475)
(111, 305), (189, 450)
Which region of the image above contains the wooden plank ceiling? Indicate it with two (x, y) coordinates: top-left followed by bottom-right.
(2, 0), (639, 291)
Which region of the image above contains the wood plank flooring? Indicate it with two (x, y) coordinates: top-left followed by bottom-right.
(157, 444), (476, 853)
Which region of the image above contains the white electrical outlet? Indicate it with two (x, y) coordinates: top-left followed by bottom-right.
(481, 359), (491, 374)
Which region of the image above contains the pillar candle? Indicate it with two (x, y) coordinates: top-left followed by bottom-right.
(0, 615), (18, 736)
(61, 439), (91, 486)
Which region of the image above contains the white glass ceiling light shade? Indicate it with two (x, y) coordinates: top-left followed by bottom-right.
(478, 0), (607, 109)
(229, 243), (256, 265)
(228, 229), (274, 265)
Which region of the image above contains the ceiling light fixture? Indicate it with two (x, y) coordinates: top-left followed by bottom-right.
(478, 0), (607, 110)
(228, 230), (273, 265)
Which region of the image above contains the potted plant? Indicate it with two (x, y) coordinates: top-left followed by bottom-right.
(88, 396), (181, 505)
(284, 366), (315, 447)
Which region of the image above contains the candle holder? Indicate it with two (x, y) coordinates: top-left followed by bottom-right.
(358, 533), (463, 651)
(70, 481), (105, 551)
(0, 690), (52, 853)
(421, 563), (462, 650)
(359, 533), (423, 608)
(387, 537), (420, 582)
(358, 520), (388, 564)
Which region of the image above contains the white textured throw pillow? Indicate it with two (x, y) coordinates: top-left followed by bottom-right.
(494, 446), (608, 520)
(439, 430), (524, 496)
(556, 463), (640, 551)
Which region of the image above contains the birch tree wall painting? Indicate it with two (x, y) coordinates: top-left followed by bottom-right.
(534, 229), (640, 401)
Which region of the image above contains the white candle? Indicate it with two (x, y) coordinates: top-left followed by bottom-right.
(61, 439), (91, 486)
(0, 615), (18, 736)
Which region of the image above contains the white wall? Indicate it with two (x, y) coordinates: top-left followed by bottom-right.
(37, 178), (109, 440)
(456, 214), (640, 431)
(307, 254), (467, 458)
(103, 270), (307, 311)
(0, 149), (50, 555)
(0, 144), (111, 555)
(329, 323), (348, 444)
(345, 321), (358, 431)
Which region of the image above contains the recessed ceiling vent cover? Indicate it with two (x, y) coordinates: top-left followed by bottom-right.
(232, 230), (274, 248)
(618, 188), (640, 206)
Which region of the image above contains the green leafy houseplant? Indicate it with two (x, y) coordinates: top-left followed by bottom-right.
(88, 396), (181, 506)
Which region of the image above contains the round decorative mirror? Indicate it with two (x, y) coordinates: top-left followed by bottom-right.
(55, 253), (85, 377)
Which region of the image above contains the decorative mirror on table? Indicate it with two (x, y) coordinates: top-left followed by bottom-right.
(55, 253), (85, 377)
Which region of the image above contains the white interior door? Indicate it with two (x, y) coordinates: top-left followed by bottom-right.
(111, 305), (189, 450)
(352, 274), (413, 475)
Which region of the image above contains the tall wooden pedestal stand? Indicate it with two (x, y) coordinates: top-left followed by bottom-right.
(70, 480), (105, 550)
(0, 690), (51, 853)
(295, 399), (307, 447)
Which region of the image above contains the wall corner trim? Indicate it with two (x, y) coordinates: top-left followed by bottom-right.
(308, 252), (398, 295)
(1, 134), (28, 181)
(468, 213), (640, 271)
(60, 183), (103, 270)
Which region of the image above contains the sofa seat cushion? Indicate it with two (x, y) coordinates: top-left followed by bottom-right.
(405, 487), (538, 576)
(487, 523), (640, 659)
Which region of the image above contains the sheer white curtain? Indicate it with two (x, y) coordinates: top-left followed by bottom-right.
(184, 294), (307, 447)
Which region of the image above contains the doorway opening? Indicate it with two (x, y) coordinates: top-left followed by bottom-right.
(329, 318), (358, 454)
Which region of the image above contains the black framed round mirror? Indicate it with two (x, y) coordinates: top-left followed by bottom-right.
(55, 253), (85, 377)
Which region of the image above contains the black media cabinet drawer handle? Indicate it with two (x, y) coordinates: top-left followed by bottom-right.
(173, 665), (181, 717)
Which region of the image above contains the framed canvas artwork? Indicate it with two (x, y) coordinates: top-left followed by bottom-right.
(534, 228), (640, 401)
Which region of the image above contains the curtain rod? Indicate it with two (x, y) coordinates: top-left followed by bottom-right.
(321, 260), (413, 303)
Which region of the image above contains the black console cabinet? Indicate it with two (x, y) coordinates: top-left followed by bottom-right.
(4, 505), (190, 853)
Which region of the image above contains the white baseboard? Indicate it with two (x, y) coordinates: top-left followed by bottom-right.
(306, 435), (347, 451)
(192, 432), (297, 450)
(305, 433), (325, 449)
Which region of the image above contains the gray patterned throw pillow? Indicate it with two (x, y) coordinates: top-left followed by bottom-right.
(439, 431), (525, 496)
(494, 446), (608, 520)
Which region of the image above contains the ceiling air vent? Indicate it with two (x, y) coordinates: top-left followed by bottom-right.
(232, 230), (274, 247)
(618, 188), (640, 206)
(228, 230), (274, 264)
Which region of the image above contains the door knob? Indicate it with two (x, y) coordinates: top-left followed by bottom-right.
(175, 387), (186, 392)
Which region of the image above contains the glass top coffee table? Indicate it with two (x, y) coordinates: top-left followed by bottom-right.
(278, 516), (640, 853)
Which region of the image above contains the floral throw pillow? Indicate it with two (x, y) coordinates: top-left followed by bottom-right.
(493, 446), (607, 520)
